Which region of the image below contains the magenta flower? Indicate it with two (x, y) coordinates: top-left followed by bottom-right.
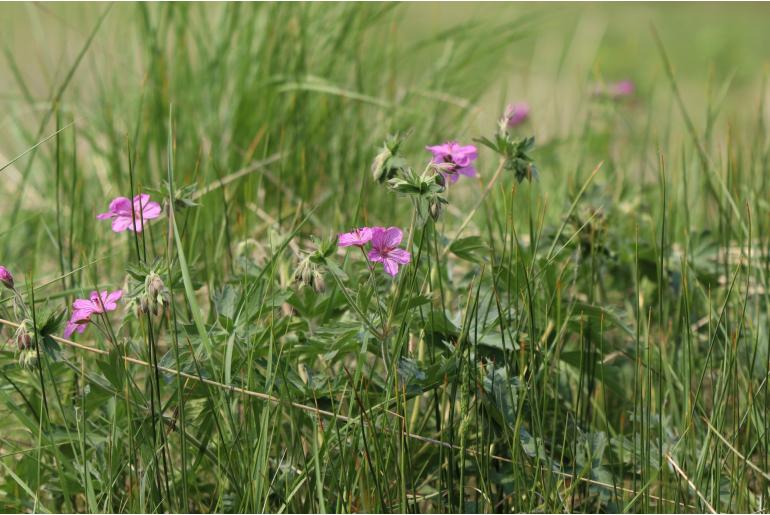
(504, 102), (530, 128)
(610, 80), (635, 98)
(338, 227), (373, 247)
(97, 194), (162, 233)
(0, 266), (13, 290)
(367, 227), (411, 277)
(426, 141), (478, 183)
(64, 289), (123, 338)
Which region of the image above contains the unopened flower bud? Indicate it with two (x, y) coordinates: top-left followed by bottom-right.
(138, 296), (150, 315)
(429, 199), (444, 221)
(142, 272), (170, 317)
(0, 266), (14, 290)
(146, 272), (164, 299)
(13, 321), (34, 351)
(294, 258), (313, 288)
(372, 133), (409, 183)
(294, 256), (326, 293)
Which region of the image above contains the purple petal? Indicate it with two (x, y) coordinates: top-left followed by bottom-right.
(128, 217), (145, 232)
(99, 290), (123, 311)
(338, 234), (356, 247)
(380, 227), (403, 248)
(112, 216), (133, 233)
(73, 298), (94, 310)
(96, 212), (114, 220)
(109, 197), (132, 216)
(455, 144), (478, 157)
(140, 201), (162, 220)
(367, 249), (385, 263)
(71, 309), (94, 324)
(425, 144), (449, 160)
(105, 290), (123, 305)
(388, 248), (411, 264)
(444, 171), (460, 183)
(63, 321), (78, 338)
(457, 166), (477, 178)
(382, 258), (399, 276)
(133, 193), (151, 208)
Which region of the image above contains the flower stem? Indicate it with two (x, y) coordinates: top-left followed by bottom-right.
(442, 157), (506, 258)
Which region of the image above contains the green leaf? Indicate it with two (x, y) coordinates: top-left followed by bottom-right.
(449, 235), (489, 263)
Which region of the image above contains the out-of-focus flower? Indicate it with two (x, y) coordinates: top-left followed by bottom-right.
(64, 290), (123, 338)
(0, 266), (13, 290)
(368, 227), (411, 277)
(593, 79), (635, 100)
(425, 142), (478, 183)
(338, 227), (373, 247)
(610, 80), (635, 98)
(503, 102), (530, 128)
(97, 194), (162, 233)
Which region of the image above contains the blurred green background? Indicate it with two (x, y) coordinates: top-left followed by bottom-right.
(2, 2), (769, 116)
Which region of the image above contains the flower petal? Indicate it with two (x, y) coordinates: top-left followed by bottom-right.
(71, 309), (94, 324)
(112, 216), (133, 233)
(367, 249), (385, 262)
(128, 217), (145, 232)
(133, 193), (151, 208)
(457, 166), (477, 178)
(388, 248), (411, 264)
(425, 144), (450, 161)
(73, 298), (94, 310)
(96, 211), (114, 220)
(105, 290), (123, 305)
(109, 197), (132, 216)
(140, 201), (162, 220)
(99, 290), (123, 311)
(382, 258), (399, 276)
(455, 144), (478, 157)
(64, 318), (88, 338)
(444, 171), (460, 183)
(381, 227), (403, 248)
(63, 320), (77, 338)
(339, 227), (373, 247)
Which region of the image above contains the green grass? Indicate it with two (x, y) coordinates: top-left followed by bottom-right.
(1, 2), (770, 513)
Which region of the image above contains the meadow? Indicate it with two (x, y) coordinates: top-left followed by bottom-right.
(2, 2), (770, 513)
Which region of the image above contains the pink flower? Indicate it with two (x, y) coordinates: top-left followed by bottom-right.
(504, 102), (530, 128)
(64, 290), (123, 338)
(97, 194), (162, 233)
(610, 80), (635, 98)
(338, 227), (373, 247)
(426, 141), (478, 183)
(0, 266), (13, 290)
(367, 227), (411, 277)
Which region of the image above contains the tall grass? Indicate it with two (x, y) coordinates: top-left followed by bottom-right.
(1, 3), (770, 513)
